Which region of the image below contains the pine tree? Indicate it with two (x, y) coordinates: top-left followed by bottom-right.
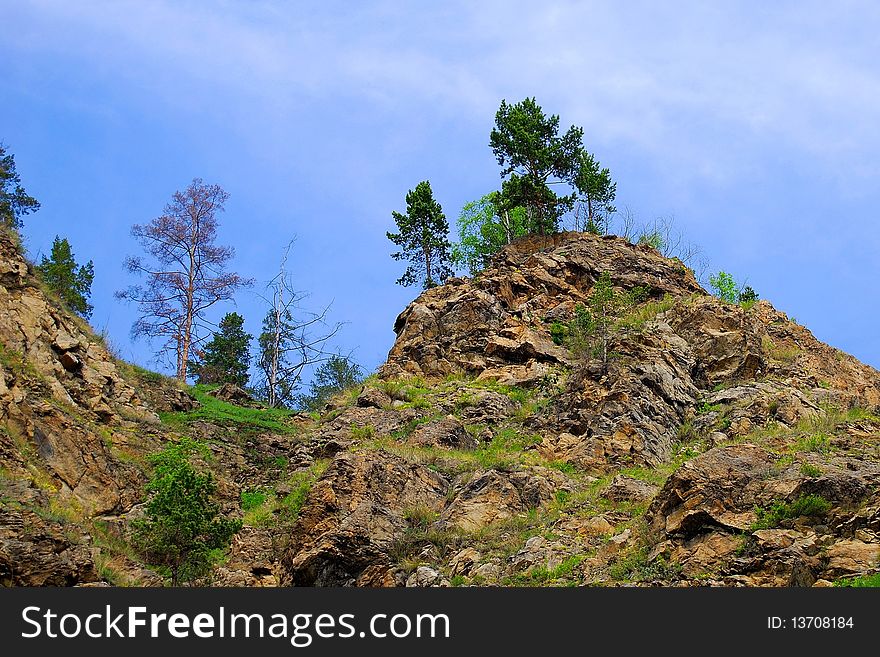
(295, 355), (363, 411)
(36, 236), (94, 318)
(190, 312), (252, 387)
(489, 98), (583, 234)
(0, 143), (40, 230)
(387, 180), (453, 289)
(132, 440), (241, 586)
(571, 150), (616, 234)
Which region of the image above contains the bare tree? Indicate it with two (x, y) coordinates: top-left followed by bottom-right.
(256, 242), (344, 408)
(116, 178), (252, 380)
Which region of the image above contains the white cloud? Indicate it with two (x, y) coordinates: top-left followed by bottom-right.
(8, 0), (880, 188)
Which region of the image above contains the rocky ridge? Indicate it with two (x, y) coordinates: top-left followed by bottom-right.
(2, 230), (879, 587)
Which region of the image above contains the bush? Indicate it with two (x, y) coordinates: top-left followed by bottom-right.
(738, 285), (759, 308)
(751, 494), (832, 530)
(549, 322), (569, 346)
(708, 271), (738, 303)
(133, 440), (241, 586)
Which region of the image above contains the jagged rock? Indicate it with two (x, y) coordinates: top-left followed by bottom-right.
(0, 508), (98, 586)
(409, 416), (478, 449)
(310, 406), (423, 444)
(214, 526), (278, 587)
(604, 475), (659, 504)
(456, 389), (518, 424)
(406, 566), (443, 587)
(381, 232), (704, 381)
(207, 383), (257, 407)
(448, 547), (481, 577)
(357, 387), (391, 409)
(509, 536), (568, 573)
(280, 450), (448, 586)
(440, 469), (559, 531)
(648, 444), (772, 537)
(822, 540), (880, 578)
(3, 228), (880, 589)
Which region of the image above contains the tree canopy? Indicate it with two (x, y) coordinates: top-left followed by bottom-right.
(489, 97), (616, 237)
(190, 311), (252, 387)
(387, 180), (453, 289)
(451, 192), (528, 275)
(489, 98), (583, 234)
(36, 235), (94, 318)
(0, 143), (40, 230)
(116, 178), (252, 380)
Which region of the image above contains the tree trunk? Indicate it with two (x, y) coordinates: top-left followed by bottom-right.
(423, 244), (433, 287)
(177, 246), (197, 381)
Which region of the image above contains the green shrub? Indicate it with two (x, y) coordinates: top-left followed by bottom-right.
(132, 440), (241, 586)
(709, 271), (738, 304)
(751, 494), (832, 530)
(351, 424), (376, 440)
(799, 463), (822, 478)
(738, 285), (759, 309)
(550, 322), (569, 346)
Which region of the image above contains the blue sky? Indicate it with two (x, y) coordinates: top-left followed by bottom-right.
(3, 0), (879, 379)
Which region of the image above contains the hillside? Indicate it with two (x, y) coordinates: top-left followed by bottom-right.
(2, 230), (879, 587)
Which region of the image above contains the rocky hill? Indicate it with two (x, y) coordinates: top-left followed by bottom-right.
(2, 230), (879, 587)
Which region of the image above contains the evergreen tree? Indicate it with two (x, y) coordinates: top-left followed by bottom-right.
(571, 150), (616, 234)
(190, 312), (252, 387)
(489, 98), (583, 234)
(0, 143), (40, 230)
(296, 355), (363, 412)
(387, 180), (453, 289)
(132, 440), (241, 586)
(36, 235), (94, 318)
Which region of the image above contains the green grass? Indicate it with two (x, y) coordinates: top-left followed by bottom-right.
(242, 462), (327, 527)
(793, 433), (832, 454)
(834, 573), (880, 587)
(799, 463), (823, 478)
(350, 424), (376, 440)
(609, 547), (681, 582)
(158, 384), (298, 435)
(697, 401), (722, 415)
(751, 494), (832, 530)
(240, 489), (268, 511)
(503, 555), (585, 586)
(616, 294), (676, 331)
(369, 425), (543, 474)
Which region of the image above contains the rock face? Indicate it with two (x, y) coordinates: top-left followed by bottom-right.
(281, 450), (449, 586)
(3, 229), (880, 588)
(646, 443), (880, 585)
(0, 237), (166, 517)
(381, 232), (703, 383)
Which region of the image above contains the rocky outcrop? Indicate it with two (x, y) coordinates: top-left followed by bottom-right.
(381, 232), (703, 383)
(281, 450), (449, 586)
(646, 444), (880, 584)
(4, 228), (880, 589)
(0, 505), (97, 586)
